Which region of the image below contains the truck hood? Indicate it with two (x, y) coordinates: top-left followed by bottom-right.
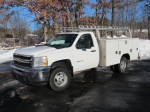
(14, 46), (56, 57)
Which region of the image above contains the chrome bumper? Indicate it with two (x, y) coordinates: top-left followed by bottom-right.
(11, 62), (50, 86)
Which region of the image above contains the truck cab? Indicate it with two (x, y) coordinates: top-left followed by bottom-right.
(11, 26), (139, 91)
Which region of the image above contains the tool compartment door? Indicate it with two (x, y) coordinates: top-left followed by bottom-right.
(105, 41), (120, 66)
(132, 38), (139, 59)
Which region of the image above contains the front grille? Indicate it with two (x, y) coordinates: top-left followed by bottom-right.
(13, 54), (33, 67)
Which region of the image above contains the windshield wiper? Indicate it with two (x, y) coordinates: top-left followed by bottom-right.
(44, 44), (50, 46)
(43, 44), (60, 49)
(43, 44), (68, 49)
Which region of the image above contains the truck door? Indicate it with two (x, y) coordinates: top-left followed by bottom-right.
(73, 34), (98, 72)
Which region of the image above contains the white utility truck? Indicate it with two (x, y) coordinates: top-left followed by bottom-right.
(11, 26), (139, 91)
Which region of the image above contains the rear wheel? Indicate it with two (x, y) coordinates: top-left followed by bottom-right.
(49, 67), (71, 91)
(110, 65), (118, 73)
(110, 57), (127, 73)
(110, 65), (114, 72)
(118, 57), (127, 73)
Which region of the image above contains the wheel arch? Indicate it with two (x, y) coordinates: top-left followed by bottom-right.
(51, 59), (73, 78)
(122, 53), (130, 60)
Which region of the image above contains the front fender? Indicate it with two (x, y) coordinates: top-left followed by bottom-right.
(40, 50), (74, 67)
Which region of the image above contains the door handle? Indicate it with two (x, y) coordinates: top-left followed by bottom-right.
(91, 50), (96, 52)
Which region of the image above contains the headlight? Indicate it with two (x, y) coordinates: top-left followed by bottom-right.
(34, 56), (48, 67)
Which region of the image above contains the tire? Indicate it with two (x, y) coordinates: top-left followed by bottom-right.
(110, 65), (114, 72)
(117, 57), (127, 73)
(110, 65), (118, 73)
(49, 67), (71, 91)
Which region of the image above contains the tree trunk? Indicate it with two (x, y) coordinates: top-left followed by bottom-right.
(43, 21), (47, 42)
(95, 0), (98, 25)
(68, 0), (74, 27)
(112, 0), (116, 26)
(12, 33), (15, 48)
(75, 4), (79, 27)
(148, 16), (150, 39)
(69, 9), (73, 27)
(79, 0), (82, 18)
(101, 0), (106, 26)
(111, 0), (116, 37)
(53, 18), (58, 35)
(10, 28), (15, 48)
(75, 0), (82, 27)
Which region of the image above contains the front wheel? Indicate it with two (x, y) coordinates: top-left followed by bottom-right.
(49, 67), (71, 91)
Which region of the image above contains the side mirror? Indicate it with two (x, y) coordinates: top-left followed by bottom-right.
(76, 44), (83, 49)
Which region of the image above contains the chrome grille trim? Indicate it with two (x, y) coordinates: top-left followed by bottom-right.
(13, 54), (33, 68)
(13, 58), (32, 63)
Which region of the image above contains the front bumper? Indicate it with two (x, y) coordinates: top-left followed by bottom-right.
(11, 62), (50, 86)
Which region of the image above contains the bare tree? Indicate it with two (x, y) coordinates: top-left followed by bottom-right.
(112, 0), (116, 26)
(148, 16), (150, 39)
(7, 14), (30, 47)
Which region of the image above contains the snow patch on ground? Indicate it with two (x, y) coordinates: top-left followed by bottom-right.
(139, 39), (150, 59)
(0, 48), (16, 64)
(0, 80), (19, 89)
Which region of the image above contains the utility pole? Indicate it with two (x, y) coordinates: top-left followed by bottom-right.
(145, 0), (150, 39)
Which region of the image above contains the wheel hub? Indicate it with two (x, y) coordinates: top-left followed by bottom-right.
(120, 59), (126, 70)
(54, 72), (67, 87)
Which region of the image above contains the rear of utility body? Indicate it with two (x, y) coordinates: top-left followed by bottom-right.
(98, 38), (139, 67)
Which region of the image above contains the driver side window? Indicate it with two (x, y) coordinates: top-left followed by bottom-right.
(76, 34), (93, 49)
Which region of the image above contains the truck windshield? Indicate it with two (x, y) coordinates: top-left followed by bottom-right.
(45, 34), (78, 48)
